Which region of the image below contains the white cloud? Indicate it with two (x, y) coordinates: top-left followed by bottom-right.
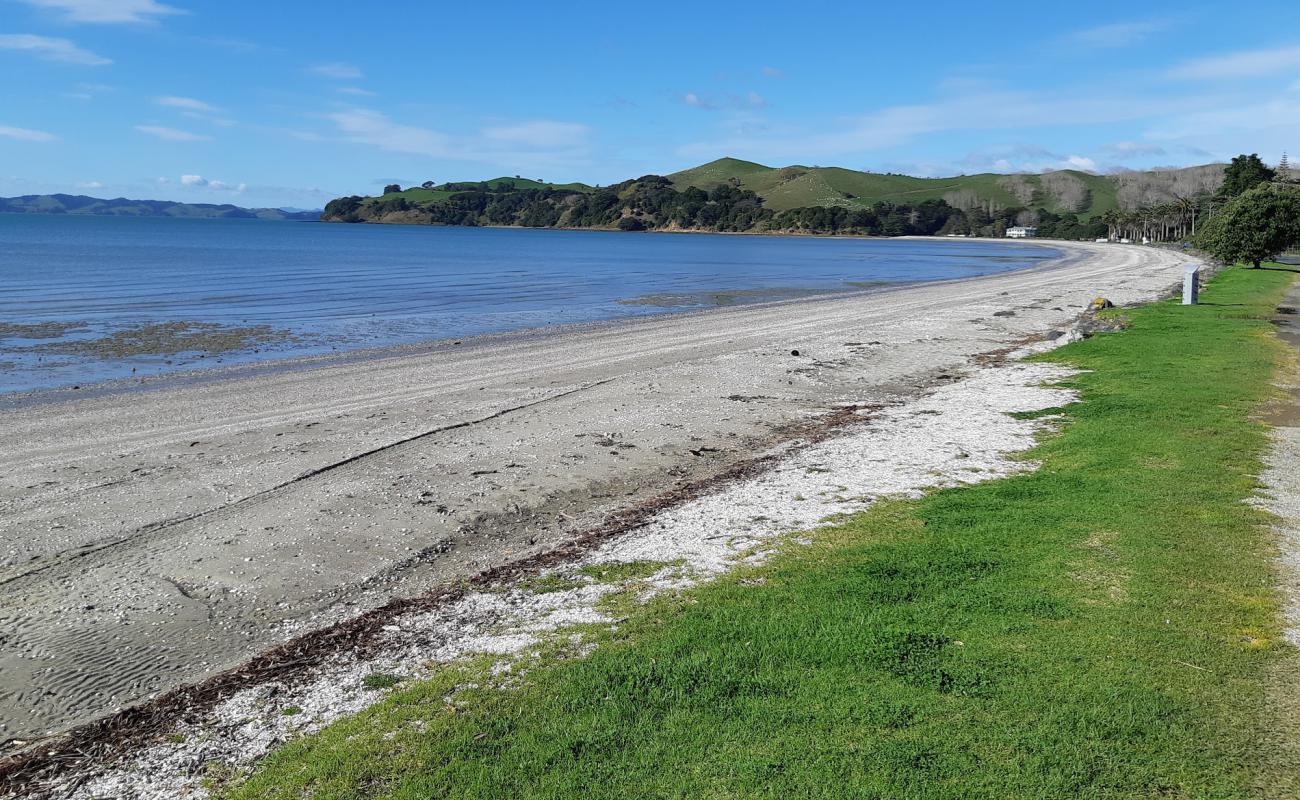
(1065, 20), (1170, 49)
(0, 33), (110, 65)
(1063, 155), (1097, 171)
(0, 124), (56, 141)
(309, 62), (363, 79)
(76, 180), (104, 188)
(682, 91), (766, 111)
(14, 0), (182, 24)
(679, 88), (1217, 162)
(327, 109), (450, 157)
(1167, 44), (1300, 80)
(157, 95), (217, 112)
(179, 174), (245, 192)
(1103, 140), (1167, 157)
(683, 92), (712, 109)
(337, 86), (376, 96)
(483, 120), (589, 149)
(325, 109), (594, 172)
(135, 125), (210, 141)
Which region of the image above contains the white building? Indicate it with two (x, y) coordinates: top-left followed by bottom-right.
(1006, 226), (1037, 238)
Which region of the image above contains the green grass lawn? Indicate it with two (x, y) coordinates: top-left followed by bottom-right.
(222, 267), (1299, 799)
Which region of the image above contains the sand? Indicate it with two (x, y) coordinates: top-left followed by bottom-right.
(0, 241), (1195, 750)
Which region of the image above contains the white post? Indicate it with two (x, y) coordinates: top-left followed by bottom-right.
(1182, 264), (1200, 305)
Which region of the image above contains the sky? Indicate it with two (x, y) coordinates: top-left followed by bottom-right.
(1, 0), (1299, 209)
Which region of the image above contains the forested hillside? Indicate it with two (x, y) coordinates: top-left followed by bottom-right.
(321, 157), (1233, 240)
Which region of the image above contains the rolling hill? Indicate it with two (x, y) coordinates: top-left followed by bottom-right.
(0, 194), (321, 220)
(666, 158), (1224, 219)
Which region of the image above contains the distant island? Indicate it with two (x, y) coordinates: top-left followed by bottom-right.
(322, 157), (1227, 241)
(0, 194), (321, 221)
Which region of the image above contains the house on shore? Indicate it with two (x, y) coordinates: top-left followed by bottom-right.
(1006, 225), (1037, 239)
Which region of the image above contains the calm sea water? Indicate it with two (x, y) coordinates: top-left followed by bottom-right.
(0, 215), (1059, 393)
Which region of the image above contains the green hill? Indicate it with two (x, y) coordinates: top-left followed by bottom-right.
(376, 177), (595, 206)
(666, 158), (1216, 220)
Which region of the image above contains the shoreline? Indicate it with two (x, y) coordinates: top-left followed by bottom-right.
(0, 236), (1071, 409)
(0, 242), (1190, 767)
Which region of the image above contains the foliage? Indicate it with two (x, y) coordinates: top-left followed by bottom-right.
(383, 184), (402, 195)
(323, 175), (1114, 240)
(1194, 183), (1300, 267)
(222, 268), (1299, 800)
(1219, 153), (1277, 199)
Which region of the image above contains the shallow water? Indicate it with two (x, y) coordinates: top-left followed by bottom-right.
(0, 216), (1058, 392)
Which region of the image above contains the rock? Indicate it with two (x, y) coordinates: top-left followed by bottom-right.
(790, 349), (800, 356)
(993, 310), (1016, 317)
(1089, 297), (1114, 311)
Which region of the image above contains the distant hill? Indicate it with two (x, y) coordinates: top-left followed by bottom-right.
(666, 158), (1226, 219)
(0, 194), (321, 221)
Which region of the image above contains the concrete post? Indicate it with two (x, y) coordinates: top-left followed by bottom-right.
(1183, 264), (1200, 305)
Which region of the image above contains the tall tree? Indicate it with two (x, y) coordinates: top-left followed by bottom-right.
(1219, 153), (1277, 198)
(1194, 183), (1300, 268)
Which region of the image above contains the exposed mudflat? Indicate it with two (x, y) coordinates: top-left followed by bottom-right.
(0, 241), (1193, 751)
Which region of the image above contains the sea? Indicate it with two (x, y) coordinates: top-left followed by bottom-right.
(0, 215), (1060, 394)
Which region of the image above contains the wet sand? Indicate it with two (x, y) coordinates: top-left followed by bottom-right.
(0, 241), (1194, 747)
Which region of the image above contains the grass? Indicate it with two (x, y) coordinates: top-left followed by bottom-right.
(668, 158), (1121, 216)
(221, 267), (1298, 799)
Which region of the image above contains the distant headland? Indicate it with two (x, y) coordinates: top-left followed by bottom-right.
(0, 193), (321, 221)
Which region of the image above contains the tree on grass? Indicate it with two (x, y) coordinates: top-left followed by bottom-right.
(1194, 183), (1300, 268)
(383, 183), (402, 194)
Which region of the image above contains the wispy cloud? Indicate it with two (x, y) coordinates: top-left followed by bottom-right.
(326, 109), (593, 170)
(1064, 19), (1171, 49)
(76, 179), (103, 188)
(309, 62), (363, 79)
(180, 173), (245, 192)
(134, 124), (210, 141)
(0, 124), (56, 141)
(679, 87), (1217, 163)
(956, 143), (1102, 174)
(761, 66), (784, 78)
(156, 95), (217, 112)
(1167, 44), (1300, 79)
(1102, 140), (1167, 157)
(327, 109), (450, 157)
(681, 91), (767, 111)
(0, 33), (110, 65)
(337, 86), (376, 97)
(14, 0), (183, 24)
(483, 120), (590, 149)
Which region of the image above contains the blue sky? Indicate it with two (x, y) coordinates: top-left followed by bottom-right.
(1, 0), (1299, 209)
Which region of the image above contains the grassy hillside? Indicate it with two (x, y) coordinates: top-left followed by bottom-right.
(668, 158), (1193, 219)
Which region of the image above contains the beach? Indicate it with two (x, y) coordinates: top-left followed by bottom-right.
(0, 240), (1194, 749)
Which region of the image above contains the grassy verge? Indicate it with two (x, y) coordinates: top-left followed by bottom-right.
(222, 267), (1298, 799)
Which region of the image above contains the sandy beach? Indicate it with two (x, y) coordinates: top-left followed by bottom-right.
(0, 240), (1195, 750)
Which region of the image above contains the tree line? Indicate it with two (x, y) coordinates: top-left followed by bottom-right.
(324, 175), (1109, 239)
